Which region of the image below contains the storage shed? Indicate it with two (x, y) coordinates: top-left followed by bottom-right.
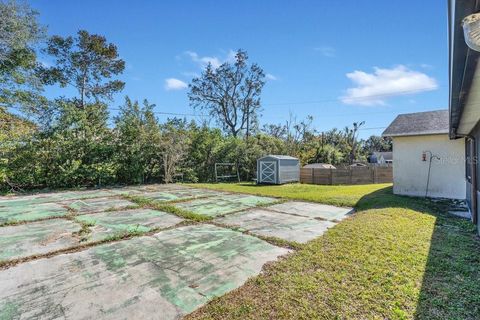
(257, 155), (300, 184)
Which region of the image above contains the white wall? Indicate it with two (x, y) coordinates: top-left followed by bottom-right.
(393, 134), (466, 199)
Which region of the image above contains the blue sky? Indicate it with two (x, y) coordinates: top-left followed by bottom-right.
(31, 0), (448, 138)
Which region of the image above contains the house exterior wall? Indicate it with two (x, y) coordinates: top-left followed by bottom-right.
(392, 134), (466, 199)
(468, 123), (480, 234)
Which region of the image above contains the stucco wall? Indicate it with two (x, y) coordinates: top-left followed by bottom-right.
(392, 134), (466, 199)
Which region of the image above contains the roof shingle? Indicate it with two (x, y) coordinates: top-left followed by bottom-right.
(382, 110), (449, 137)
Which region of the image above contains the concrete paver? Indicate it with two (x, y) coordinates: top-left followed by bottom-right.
(0, 189), (115, 206)
(175, 194), (278, 217)
(0, 224), (289, 319)
(0, 202), (69, 224)
(268, 201), (353, 221)
(75, 208), (184, 241)
(0, 219), (81, 261)
(66, 197), (136, 213)
(215, 208), (337, 243)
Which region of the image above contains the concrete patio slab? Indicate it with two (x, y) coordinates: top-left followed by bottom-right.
(175, 194), (278, 217)
(66, 197), (136, 214)
(0, 224), (288, 319)
(215, 208), (337, 243)
(268, 201), (353, 221)
(0, 202), (69, 224)
(75, 208), (184, 241)
(138, 188), (226, 202)
(0, 189), (116, 206)
(0, 219), (82, 261)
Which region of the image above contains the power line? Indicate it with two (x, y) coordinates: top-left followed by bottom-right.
(2, 85), (445, 118)
(262, 86), (444, 106)
(358, 126), (387, 131)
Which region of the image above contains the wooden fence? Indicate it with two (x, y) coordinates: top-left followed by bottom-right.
(300, 166), (392, 185)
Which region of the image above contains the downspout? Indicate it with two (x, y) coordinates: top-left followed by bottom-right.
(467, 135), (477, 224)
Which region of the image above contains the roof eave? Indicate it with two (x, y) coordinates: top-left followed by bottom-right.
(382, 131), (449, 138)
(449, 0), (480, 139)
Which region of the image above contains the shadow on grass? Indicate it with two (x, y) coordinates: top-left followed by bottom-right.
(358, 186), (480, 319)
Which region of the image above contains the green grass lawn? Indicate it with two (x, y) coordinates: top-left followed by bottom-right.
(186, 183), (480, 320)
(189, 182), (393, 208)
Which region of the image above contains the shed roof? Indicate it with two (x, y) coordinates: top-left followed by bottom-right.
(303, 163), (336, 169)
(373, 151), (393, 161)
(382, 110), (449, 137)
(258, 155), (298, 160)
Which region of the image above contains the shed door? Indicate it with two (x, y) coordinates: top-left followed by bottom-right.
(260, 161), (276, 183)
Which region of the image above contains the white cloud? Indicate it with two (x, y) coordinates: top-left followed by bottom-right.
(420, 63), (434, 69)
(315, 46), (336, 57)
(265, 73), (277, 81)
(164, 78), (188, 91)
(185, 50), (236, 69)
(340, 65), (438, 106)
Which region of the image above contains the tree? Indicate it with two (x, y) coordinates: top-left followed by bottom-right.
(188, 50), (265, 137)
(363, 135), (392, 153)
(184, 124), (224, 182)
(40, 30), (125, 108)
(313, 144), (344, 165)
(0, 108), (36, 190)
(0, 0), (46, 111)
(344, 121), (365, 164)
(114, 97), (162, 184)
(262, 123), (288, 140)
(160, 118), (190, 183)
(285, 114), (316, 156)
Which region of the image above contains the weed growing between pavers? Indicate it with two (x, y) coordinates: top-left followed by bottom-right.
(124, 195), (211, 221)
(210, 221), (303, 250)
(74, 209), (184, 242)
(73, 219), (95, 242)
(0, 220), (193, 269)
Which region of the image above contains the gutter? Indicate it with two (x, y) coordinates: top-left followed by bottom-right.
(449, 0), (480, 139)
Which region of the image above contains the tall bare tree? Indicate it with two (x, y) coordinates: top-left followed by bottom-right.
(345, 121), (365, 164)
(188, 50), (265, 137)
